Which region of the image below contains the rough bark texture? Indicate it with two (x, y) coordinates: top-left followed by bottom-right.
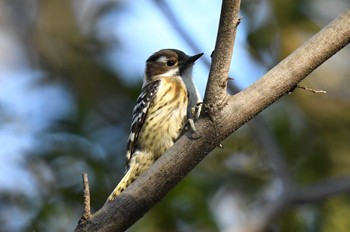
(75, 4), (350, 232)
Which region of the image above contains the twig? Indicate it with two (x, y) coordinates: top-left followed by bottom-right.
(81, 173), (91, 221)
(296, 85), (327, 94)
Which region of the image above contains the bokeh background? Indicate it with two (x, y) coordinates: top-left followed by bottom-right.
(0, 0), (349, 231)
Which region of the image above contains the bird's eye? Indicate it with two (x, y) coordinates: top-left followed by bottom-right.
(166, 60), (176, 67)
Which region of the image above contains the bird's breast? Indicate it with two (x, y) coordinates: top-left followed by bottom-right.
(138, 76), (188, 157)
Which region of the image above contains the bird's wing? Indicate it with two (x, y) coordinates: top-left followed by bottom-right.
(125, 79), (161, 169)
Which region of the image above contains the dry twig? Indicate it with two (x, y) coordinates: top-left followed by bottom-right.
(297, 85), (327, 94)
(80, 173), (91, 222)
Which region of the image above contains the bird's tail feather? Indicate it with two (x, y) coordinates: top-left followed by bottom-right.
(105, 168), (133, 204)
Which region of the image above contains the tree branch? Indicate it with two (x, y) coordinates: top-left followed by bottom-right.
(255, 175), (350, 232)
(248, 117), (294, 187)
(82, 173), (91, 220)
(293, 175), (350, 204)
(75, 6), (350, 232)
(76, 173), (92, 229)
(204, 0), (241, 108)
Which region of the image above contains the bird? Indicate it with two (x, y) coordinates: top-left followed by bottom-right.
(106, 49), (203, 203)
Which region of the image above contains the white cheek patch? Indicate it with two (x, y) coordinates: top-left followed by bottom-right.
(161, 68), (179, 77)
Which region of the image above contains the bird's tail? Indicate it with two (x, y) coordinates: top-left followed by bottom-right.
(105, 168), (134, 204)
(105, 151), (155, 204)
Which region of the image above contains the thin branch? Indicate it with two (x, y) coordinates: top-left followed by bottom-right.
(83, 173), (91, 220)
(293, 175), (350, 204)
(78, 173), (91, 226)
(248, 117), (294, 187)
(204, 0), (241, 108)
(296, 84), (327, 94)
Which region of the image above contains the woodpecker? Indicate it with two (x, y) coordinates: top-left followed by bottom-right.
(106, 49), (203, 203)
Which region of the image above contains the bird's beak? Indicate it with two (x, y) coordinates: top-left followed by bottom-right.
(186, 53), (204, 64)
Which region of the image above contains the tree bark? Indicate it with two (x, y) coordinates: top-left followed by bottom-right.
(75, 3), (350, 232)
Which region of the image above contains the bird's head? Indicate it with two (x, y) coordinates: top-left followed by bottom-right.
(144, 49), (203, 84)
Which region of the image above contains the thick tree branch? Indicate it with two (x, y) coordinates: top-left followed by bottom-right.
(75, 6), (350, 232)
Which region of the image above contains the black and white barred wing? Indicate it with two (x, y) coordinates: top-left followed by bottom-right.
(125, 80), (160, 168)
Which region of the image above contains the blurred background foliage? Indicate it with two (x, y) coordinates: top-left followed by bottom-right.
(0, 0), (349, 231)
